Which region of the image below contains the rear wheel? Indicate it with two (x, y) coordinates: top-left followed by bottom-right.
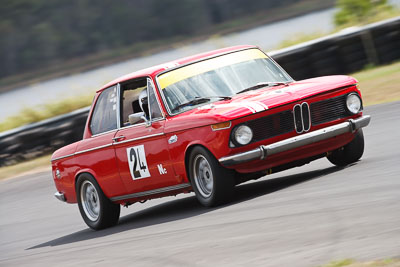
(76, 174), (120, 230)
(327, 129), (365, 166)
(189, 146), (235, 207)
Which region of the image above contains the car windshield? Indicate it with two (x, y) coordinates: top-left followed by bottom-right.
(157, 49), (293, 114)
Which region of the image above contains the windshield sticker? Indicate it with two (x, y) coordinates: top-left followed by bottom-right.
(158, 49), (267, 89)
(126, 145), (150, 180)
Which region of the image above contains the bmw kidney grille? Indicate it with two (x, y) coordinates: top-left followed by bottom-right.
(293, 102), (311, 133)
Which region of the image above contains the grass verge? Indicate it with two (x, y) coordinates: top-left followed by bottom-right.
(0, 154), (52, 180)
(352, 61), (400, 106)
(0, 94), (93, 132)
(319, 258), (400, 267)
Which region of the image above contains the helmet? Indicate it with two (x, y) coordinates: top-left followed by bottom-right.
(139, 89), (149, 118)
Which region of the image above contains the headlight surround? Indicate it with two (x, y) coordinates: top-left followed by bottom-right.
(346, 93), (362, 115)
(232, 125), (253, 146)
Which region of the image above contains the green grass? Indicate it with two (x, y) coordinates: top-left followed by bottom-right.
(352, 60), (400, 106)
(0, 154), (52, 180)
(335, 7), (400, 31)
(319, 258), (400, 267)
(321, 259), (355, 267)
(0, 93), (93, 132)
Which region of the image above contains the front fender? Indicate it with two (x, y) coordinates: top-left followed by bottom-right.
(167, 125), (232, 181)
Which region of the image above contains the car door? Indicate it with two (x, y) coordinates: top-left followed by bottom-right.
(75, 85), (128, 198)
(113, 78), (178, 195)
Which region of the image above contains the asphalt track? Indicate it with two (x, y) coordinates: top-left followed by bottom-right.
(1, 101), (399, 267)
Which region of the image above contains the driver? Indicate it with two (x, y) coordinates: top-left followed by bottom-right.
(139, 89), (149, 120)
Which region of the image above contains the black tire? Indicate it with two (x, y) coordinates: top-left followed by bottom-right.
(76, 174), (120, 230)
(327, 129), (365, 166)
(188, 146), (235, 207)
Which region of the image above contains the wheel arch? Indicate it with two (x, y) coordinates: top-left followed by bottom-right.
(184, 143), (216, 184)
(74, 169), (98, 191)
(74, 169), (121, 230)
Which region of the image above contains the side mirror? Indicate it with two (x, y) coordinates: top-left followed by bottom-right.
(128, 112), (145, 125)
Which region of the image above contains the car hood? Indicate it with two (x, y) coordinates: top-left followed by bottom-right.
(164, 75), (357, 133)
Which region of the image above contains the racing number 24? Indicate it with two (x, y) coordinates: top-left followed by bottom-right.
(129, 147), (147, 178)
(126, 145), (150, 180)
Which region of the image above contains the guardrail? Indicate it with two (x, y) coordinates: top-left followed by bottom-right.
(271, 17), (400, 80)
(0, 17), (399, 167)
(0, 107), (89, 166)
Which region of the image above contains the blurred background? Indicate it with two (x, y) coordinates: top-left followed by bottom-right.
(0, 0), (399, 168)
(1, 3), (400, 266)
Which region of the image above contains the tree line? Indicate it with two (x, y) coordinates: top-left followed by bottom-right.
(0, 0), (323, 79)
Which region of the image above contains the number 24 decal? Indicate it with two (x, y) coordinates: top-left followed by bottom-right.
(126, 145), (150, 180)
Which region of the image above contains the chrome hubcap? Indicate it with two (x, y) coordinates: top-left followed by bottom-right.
(81, 180), (100, 221)
(193, 155), (213, 198)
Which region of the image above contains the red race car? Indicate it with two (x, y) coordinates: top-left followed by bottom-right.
(51, 45), (370, 230)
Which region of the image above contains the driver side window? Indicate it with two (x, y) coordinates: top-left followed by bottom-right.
(120, 77), (163, 127)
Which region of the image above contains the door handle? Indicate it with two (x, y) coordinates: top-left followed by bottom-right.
(112, 135), (126, 142)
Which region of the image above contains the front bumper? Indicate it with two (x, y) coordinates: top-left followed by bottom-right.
(219, 115), (371, 167)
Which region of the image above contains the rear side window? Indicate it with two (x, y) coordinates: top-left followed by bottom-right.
(90, 86), (118, 135)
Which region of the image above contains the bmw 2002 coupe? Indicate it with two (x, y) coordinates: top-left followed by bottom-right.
(51, 45), (370, 229)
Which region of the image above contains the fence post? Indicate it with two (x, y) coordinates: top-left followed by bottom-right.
(360, 29), (380, 66)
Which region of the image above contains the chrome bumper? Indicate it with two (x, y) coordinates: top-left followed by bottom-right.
(219, 115), (371, 167)
(54, 192), (66, 202)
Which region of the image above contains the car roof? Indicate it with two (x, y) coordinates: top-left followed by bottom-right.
(98, 45), (258, 92)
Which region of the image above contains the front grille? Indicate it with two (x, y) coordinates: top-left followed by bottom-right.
(293, 103), (311, 133)
(301, 103), (311, 131)
(310, 94), (348, 125)
(247, 110), (294, 142)
(233, 93), (352, 147)
(293, 105), (303, 133)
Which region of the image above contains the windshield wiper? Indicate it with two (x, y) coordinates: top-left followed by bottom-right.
(172, 96), (231, 113)
(237, 82), (288, 94)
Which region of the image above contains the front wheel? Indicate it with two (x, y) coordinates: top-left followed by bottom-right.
(76, 174), (120, 230)
(189, 146), (235, 207)
(327, 129), (365, 166)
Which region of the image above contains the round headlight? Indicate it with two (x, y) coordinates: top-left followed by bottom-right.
(234, 125), (253, 145)
(346, 93), (362, 114)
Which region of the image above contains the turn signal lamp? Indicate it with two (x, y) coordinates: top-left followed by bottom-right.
(211, 121), (231, 131)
